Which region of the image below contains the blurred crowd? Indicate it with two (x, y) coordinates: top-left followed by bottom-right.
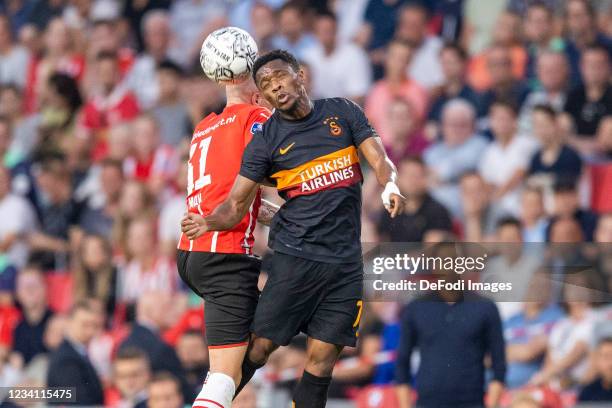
(0, 0), (612, 407)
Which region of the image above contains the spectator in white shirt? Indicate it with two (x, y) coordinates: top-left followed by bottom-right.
(394, 4), (444, 89)
(271, 1), (317, 59)
(125, 10), (174, 110)
(479, 100), (539, 217)
(0, 16), (29, 88)
(302, 12), (372, 106)
(0, 164), (36, 268)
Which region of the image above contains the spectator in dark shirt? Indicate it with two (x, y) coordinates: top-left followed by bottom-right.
(395, 242), (506, 408)
(113, 347), (151, 408)
(426, 42), (480, 140)
(528, 104), (582, 185)
(578, 336), (612, 402)
(547, 179), (598, 241)
(377, 157), (452, 242)
(147, 372), (185, 408)
(119, 291), (192, 402)
(29, 153), (84, 270)
(563, 0), (612, 86)
(563, 45), (612, 151)
(47, 300), (104, 406)
(12, 266), (53, 364)
(478, 45), (530, 119)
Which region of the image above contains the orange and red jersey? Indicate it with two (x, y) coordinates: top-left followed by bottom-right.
(178, 104), (270, 255)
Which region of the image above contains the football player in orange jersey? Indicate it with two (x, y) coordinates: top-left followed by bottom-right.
(176, 58), (277, 408)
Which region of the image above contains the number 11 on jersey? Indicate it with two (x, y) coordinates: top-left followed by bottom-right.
(187, 137), (212, 195)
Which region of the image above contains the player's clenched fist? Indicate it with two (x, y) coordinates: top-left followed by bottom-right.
(181, 213), (208, 240)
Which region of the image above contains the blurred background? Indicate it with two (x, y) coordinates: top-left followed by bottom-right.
(0, 0), (611, 407)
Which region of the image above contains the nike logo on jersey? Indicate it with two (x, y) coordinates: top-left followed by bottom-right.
(279, 142), (296, 155)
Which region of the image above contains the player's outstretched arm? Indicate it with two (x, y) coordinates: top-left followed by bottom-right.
(182, 175), (259, 239)
(358, 137), (405, 218)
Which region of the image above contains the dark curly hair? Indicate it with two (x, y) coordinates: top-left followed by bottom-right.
(252, 49), (300, 82)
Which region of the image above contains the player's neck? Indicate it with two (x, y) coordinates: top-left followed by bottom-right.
(279, 97), (313, 121)
(225, 83), (253, 106)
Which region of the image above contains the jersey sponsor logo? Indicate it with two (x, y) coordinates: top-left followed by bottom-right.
(272, 146), (362, 198)
(323, 116), (342, 136)
(193, 114), (237, 139)
(279, 142), (296, 155)
(250, 122), (263, 134)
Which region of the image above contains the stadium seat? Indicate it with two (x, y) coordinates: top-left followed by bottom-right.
(589, 163), (612, 213)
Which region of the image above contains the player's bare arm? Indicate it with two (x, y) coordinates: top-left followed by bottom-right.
(358, 137), (405, 218)
(182, 175), (259, 239)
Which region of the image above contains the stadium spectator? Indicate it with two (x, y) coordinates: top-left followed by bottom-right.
(394, 4), (444, 89)
(531, 271), (599, 388)
(395, 242), (506, 408)
(0, 85), (35, 166)
(468, 11), (527, 93)
(426, 42), (479, 139)
(175, 330), (209, 396)
(425, 99), (489, 217)
(519, 186), (549, 243)
(578, 336), (612, 402)
(383, 97), (429, 163)
(563, 45), (612, 153)
(302, 12), (371, 105)
(518, 51), (569, 136)
(78, 158), (125, 238)
(123, 114), (176, 196)
(79, 51), (140, 160)
(12, 266), (53, 365)
(0, 15), (29, 88)
(152, 60), (191, 147)
(548, 179), (598, 241)
(376, 156), (452, 243)
(233, 383), (258, 408)
(460, 171), (498, 242)
(0, 165), (36, 268)
(28, 153), (81, 270)
(477, 45), (530, 118)
(72, 234), (118, 320)
(117, 216), (179, 304)
(125, 10), (174, 110)
(365, 38), (428, 144)
(47, 300), (104, 406)
(271, 1), (316, 58)
(504, 269), (564, 388)
(484, 217), (542, 319)
(120, 291), (190, 401)
(147, 372), (185, 408)
(113, 180), (155, 256)
(86, 17), (135, 76)
(112, 346), (151, 408)
(527, 104), (583, 186)
(0, 341), (21, 397)
(563, 0), (612, 86)
(479, 101), (538, 217)
(523, 2), (565, 88)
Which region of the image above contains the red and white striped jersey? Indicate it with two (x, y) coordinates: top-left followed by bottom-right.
(177, 104), (270, 254)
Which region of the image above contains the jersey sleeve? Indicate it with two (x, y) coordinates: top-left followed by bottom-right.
(343, 98), (377, 146)
(239, 130), (272, 183)
(244, 107), (272, 147)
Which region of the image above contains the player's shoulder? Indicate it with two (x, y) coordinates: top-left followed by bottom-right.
(319, 97), (363, 113)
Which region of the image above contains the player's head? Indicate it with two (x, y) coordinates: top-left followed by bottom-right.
(252, 49), (308, 113)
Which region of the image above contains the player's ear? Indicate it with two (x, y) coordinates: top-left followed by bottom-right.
(252, 91), (261, 106)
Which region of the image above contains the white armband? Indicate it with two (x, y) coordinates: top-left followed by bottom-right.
(381, 182), (400, 207)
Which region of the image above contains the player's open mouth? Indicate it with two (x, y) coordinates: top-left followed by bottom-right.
(277, 93), (290, 104)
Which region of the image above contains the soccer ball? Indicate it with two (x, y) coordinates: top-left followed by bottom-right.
(200, 27), (258, 83)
